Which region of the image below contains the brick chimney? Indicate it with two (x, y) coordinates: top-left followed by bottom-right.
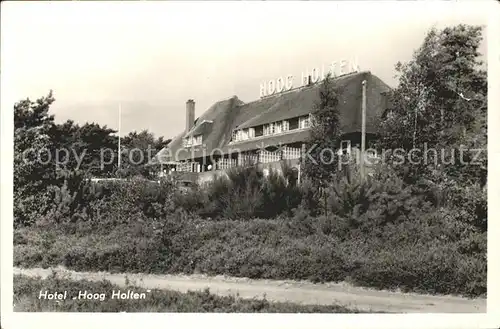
(186, 99), (195, 133)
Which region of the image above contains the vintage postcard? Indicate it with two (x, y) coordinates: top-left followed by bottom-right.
(1, 1), (498, 329)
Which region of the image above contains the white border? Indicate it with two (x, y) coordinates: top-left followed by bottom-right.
(486, 0), (500, 320)
(1, 1), (499, 329)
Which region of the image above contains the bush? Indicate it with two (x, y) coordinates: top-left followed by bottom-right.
(346, 241), (486, 296)
(298, 178), (321, 216)
(446, 183), (487, 232)
(325, 165), (436, 230)
(14, 190), (53, 228)
(178, 165), (302, 220)
(259, 168), (302, 218)
(173, 185), (207, 215)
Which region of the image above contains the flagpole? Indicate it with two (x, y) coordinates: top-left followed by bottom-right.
(118, 103), (122, 170)
(360, 80), (367, 180)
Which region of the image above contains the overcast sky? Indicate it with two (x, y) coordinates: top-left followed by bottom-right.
(2, 1), (489, 139)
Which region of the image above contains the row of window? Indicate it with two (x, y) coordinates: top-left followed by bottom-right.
(173, 142), (361, 172)
(232, 115), (311, 143)
(174, 148), (302, 172)
(183, 134), (203, 147)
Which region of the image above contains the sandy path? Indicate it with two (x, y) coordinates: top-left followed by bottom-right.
(14, 267), (486, 313)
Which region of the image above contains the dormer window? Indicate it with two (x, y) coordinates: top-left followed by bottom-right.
(193, 134), (202, 146)
(241, 129), (249, 141)
(184, 134), (202, 148)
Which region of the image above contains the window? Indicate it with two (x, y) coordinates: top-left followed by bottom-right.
(299, 116), (310, 129)
(309, 113), (315, 126)
(178, 161), (192, 172)
(340, 140), (351, 155)
(275, 121), (282, 134)
(255, 125), (263, 137)
(263, 125), (269, 136)
(184, 135), (203, 147)
(264, 123), (275, 136)
(269, 123), (275, 134)
(283, 120), (289, 132)
(289, 117), (299, 130)
(193, 135), (202, 146)
(231, 124), (286, 142)
(305, 115), (311, 128)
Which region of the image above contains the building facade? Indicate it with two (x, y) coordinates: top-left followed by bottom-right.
(150, 71), (391, 184)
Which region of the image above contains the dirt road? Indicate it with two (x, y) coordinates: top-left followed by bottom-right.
(14, 266), (486, 313)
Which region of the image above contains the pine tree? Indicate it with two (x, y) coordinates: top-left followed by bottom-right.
(302, 73), (343, 186)
(14, 92), (57, 226)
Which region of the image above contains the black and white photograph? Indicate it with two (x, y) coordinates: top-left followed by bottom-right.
(1, 1), (498, 328)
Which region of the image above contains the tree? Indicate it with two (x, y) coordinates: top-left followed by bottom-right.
(14, 92), (57, 226)
(49, 119), (81, 173)
(300, 73), (345, 216)
(119, 130), (171, 178)
(377, 24), (487, 232)
(74, 122), (118, 176)
(50, 120), (118, 176)
(302, 73), (343, 186)
(378, 24), (487, 186)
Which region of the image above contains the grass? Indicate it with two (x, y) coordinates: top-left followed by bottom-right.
(13, 274), (360, 313)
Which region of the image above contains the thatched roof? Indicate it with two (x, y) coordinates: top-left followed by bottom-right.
(151, 71), (390, 164)
(184, 120), (213, 137)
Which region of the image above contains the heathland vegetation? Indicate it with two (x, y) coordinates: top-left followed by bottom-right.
(13, 25), (487, 300)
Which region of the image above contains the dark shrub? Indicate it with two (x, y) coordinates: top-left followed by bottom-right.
(192, 165), (303, 220)
(174, 184), (207, 215)
(259, 168), (301, 218)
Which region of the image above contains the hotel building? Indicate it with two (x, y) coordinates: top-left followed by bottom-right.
(151, 69), (391, 184)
